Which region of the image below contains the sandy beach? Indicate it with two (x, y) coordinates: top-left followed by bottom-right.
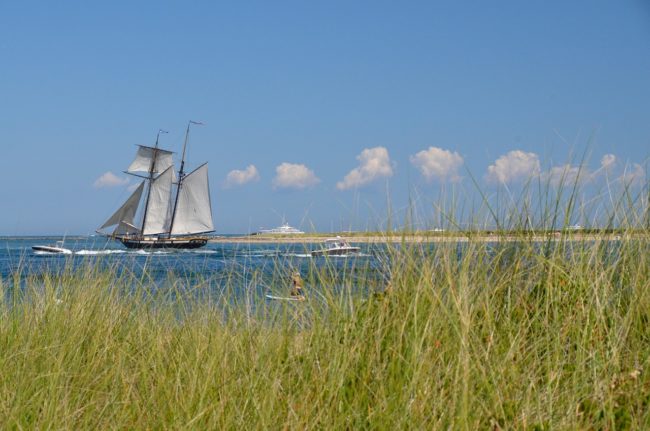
(209, 232), (644, 244)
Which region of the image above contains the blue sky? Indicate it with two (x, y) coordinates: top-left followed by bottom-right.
(1, 1), (648, 234)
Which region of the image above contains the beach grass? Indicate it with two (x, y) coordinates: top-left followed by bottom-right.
(2, 178), (650, 428)
(1, 233), (649, 429)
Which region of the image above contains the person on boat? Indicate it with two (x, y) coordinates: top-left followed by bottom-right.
(290, 271), (305, 298)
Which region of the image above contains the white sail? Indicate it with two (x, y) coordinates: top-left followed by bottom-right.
(171, 163), (214, 235)
(143, 166), (174, 235)
(127, 145), (174, 174)
(100, 181), (144, 229)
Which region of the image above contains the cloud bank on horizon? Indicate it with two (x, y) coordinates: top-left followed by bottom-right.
(95, 148), (645, 192)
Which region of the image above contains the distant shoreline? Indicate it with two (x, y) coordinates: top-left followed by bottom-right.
(209, 232), (647, 244)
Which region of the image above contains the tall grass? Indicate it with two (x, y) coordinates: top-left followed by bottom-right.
(1, 177), (649, 429)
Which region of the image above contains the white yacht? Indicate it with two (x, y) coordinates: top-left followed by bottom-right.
(256, 223), (304, 235)
(311, 237), (361, 257)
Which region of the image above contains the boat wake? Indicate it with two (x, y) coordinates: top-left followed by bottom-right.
(134, 249), (172, 255)
(75, 249), (127, 256)
(74, 248), (218, 256)
(33, 250), (71, 256)
(284, 253), (313, 258)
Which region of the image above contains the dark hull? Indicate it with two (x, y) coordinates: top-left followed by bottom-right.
(119, 237), (208, 250)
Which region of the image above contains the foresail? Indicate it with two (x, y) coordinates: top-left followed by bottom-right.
(143, 166), (174, 235)
(100, 181), (144, 229)
(127, 145), (174, 174)
(114, 221), (141, 235)
(171, 163), (214, 235)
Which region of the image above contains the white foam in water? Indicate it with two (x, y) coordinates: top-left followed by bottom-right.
(75, 249), (127, 255)
(134, 249), (171, 255)
(189, 249), (217, 254)
(75, 249), (173, 256)
(132, 250), (163, 256)
(33, 251), (66, 256)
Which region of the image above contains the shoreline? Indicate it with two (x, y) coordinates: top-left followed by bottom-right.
(209, 232), (647, 244)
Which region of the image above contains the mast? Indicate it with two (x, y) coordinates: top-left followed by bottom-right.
(140, 129), (168, 235)
(169, 120), (203, 236)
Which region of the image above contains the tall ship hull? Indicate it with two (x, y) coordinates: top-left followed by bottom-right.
(119, 236), (208, 249)
(97, 122), (215, 250)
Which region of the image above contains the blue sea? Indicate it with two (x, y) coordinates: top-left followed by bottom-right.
(0, 236), (384, 299)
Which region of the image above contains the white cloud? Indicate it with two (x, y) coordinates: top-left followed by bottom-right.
(337, 147), (394, 190)
(601, 154), (616, 170)
(591, 154), (616, 180)
(620, 163), (645, 186)
(486, 150), (541, 184)
(224, 165), (260, 188)
(410, 146), (463, 183)
(543, 164), (585, 187)
(94, 171), (129, 188)
(273, 163), (320, 189)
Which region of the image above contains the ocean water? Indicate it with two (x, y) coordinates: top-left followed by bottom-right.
(0, 236), (383, 299)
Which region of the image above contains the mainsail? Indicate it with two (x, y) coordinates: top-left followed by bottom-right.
(142, 166), (174, 235)
(170, 163), (214, 235)
(100, 181), (144, 232)
(127, 145), (174, 174)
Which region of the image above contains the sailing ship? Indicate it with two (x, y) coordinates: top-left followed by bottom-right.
(97, 121), (214, 249)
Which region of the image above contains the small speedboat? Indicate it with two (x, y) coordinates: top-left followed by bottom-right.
(311, 237), (360, 257)
(32, 241), (72, 254)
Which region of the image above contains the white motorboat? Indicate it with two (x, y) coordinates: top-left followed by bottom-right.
(32, 241), (72, 254)
(311, 237), (360, 257)
(256, 223), (304, 235)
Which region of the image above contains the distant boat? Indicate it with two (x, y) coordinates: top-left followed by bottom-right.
(32, 240), (72, 254)
(310, 237), (360, 257)
(256, 223), (304, 235)
(265, 294), (306, 302)
(97, 121), (214, 249)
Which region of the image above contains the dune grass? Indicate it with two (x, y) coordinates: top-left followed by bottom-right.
(2, 175), (650, 428)
(0, 233), (648, 429)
